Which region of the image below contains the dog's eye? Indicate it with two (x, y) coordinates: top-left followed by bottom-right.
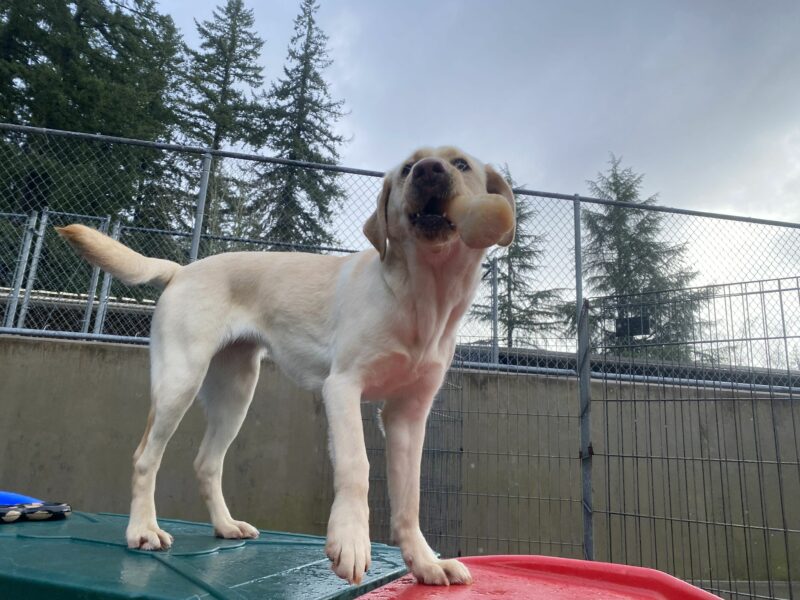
(452, 158), (470, 172)
(401, 163), (414, 177)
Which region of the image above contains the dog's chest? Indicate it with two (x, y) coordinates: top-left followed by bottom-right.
(361, 348), (450, 400)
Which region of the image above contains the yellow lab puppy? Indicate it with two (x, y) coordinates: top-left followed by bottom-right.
(58, 146), (515, 586)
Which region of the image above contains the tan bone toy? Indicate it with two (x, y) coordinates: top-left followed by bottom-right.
(448, 193), (515, 249)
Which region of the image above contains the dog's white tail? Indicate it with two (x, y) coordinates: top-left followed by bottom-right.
(56, 224), (180, 288)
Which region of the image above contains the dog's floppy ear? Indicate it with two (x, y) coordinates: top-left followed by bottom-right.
(485, 164), (516, 247)
(364, 175), (391, 260)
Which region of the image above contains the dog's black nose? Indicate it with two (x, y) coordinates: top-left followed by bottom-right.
(412, 158), (448, 190)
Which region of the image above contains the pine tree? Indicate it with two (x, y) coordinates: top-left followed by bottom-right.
(0, 0), (186, 222)
(179, 0), (267, 243)
(580, 155), (701, 361)
(0, 0), (183, 140)
(473, 166), (560, 349)
(181, 0), (265, 150)
(252, 0), (346, 248)
(0, 0), (187, 295)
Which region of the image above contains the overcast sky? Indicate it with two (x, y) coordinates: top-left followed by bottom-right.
(158, 0), (800, 222)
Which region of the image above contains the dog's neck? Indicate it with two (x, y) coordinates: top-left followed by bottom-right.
(383, 238), (485, 356)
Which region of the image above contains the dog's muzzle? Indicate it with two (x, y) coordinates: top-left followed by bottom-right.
(408, 158), (456, 237)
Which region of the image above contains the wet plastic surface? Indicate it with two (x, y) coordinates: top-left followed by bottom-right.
(360, 555), (722, 599)
(0, 511), (407, 599)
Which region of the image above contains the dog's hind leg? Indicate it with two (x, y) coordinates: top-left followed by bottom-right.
(193, 341), (261, 540)
(126, 334), (213, 550)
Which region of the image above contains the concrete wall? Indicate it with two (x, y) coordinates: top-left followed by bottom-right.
(1, 335), (797, 586)
(0, 335), (331, 535)
(589, 379), (799, 583)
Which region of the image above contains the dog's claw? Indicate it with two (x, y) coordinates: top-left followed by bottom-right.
(412, 558), (472, 586)
(326, 527), (371, 584)
(214, 519), (260, 540)
(127, 524), (173, 551)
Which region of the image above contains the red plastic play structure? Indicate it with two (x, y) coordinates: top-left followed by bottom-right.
(361, 555), (722, 599)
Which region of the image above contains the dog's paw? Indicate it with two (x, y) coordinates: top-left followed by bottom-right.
(411, 558), (473, 586)
(126, 523), (174, 551)
(325, 524), (372, 584)
(214, 519), (260, 540)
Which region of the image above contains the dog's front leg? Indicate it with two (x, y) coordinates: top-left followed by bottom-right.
(323, 374), (372, 584)
(382, 396), (473, 585)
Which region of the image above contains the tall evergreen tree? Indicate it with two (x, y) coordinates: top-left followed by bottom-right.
(180, 0), (266, 243)
(580, 155), (701, 361)
(0, 0), (187, 295)
(0, 0), (183, 139)
(181, 0), (265, 150)
(472, 166), (560, 348)
(252, 0), (346, 248)
(0, 0), (187, 227)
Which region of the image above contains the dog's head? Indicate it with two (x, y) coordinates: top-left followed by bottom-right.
(364, 147), (516, 260)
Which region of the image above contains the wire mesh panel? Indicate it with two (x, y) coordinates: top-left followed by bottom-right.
(581, 200), (800, 599)
(0, 125), (202, 338)
(590, 278), (800, 600)
(0, 126), (382, 338)
(0, 214), (27, 285)
(0, 127), (200, 230)
(454, 364), (582, 558)
(0, 212), (34, 327)
(6, 210), (110, 334)
(90, 227), (193, 338)
(195, 156), (379, 257)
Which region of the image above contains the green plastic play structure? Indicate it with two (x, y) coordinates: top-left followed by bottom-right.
(0, 511), (407, 599)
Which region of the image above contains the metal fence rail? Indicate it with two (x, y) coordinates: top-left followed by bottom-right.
(1, 122), (799, 599)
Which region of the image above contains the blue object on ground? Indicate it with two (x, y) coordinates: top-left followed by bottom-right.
(0, 511), (408, 599)
(0, 491), (42, 505)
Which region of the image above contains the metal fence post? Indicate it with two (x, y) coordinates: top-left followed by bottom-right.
(573, 196), (583, 324)
(92, 221), (121, 334)
(3, 211), (38, 328)
(491, 257), (500, 364)
(190, 152), (212, 262)
(574, 196), (593, 561)
(578, 299), (593, 561)
(80, 216), (110, 333)
(15, 208), (49, 329)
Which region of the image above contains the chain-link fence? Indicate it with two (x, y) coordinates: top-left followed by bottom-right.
(2, 122), (799, 599)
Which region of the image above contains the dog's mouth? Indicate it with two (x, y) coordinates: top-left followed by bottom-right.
(408, 197), (455, 235)
(409, 212), (455, 231)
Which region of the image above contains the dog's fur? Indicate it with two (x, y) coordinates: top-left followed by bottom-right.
(57, 146), (515, 586)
